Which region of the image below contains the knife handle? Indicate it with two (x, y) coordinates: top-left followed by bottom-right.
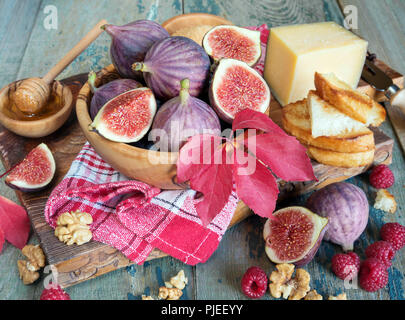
(390, 88), (405, 115)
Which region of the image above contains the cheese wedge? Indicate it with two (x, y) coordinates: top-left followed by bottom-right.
(308, 91), (366, 138)
(282, 99), (374, 153)
(264, 22), (368, 106)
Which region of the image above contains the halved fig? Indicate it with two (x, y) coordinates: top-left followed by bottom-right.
(263, 206), (329, 267)
(209, 58), (270, 123)
(5, 143), (56, 192)
(90, 87), (157, 143)
(203, 25), (261, 66)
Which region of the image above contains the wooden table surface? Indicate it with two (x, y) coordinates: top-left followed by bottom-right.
(0, 0), (404, 300)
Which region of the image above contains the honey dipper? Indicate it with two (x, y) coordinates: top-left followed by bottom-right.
(13, 19), (107, 114)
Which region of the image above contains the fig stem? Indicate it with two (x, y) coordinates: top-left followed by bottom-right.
(179, 79), (190, 104)
(342, 244), (354, 251)
(88, 71), (97, 93)
(132, 62), (147, 72)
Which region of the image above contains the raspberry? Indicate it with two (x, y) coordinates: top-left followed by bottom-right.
(359, 258), (388, 292)
(241, 266), (268, 299)
(331, 252), (360, 280)
(369, 164), (394, 189)
(40, 284), (71, 300)
(380, 222), (405, 251)
(365, 241), (395, 268)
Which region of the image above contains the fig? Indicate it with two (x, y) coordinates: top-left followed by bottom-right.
(5, 143), (56, 192)
(103, 20), (169, 80)
(203, 25), (261, 66)
(209, 58), (270, 123)
(150, 78), (221, 152)
(263, 206), (329, 267)
(90, 87), (157, 143)
(306, 182), (369, 251)
(88, 71), (143, 120)
(133, 36), (211, 101)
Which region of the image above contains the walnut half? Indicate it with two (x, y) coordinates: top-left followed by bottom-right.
(21, 245), (45, 271)
(17, 260), (40, 285)
(269, 263), (311, 300)
(158, 286), (183, 300)
(55, 211), (93, 246)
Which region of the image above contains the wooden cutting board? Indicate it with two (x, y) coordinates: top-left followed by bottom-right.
(0, 59), (401, 288)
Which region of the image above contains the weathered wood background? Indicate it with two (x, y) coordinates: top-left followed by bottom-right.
(0, 0), (404, 300)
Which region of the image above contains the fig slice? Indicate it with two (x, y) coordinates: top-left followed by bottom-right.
(203, 25), (261, 66)
(209, 58), (270, 123)
(5, 143), (56, 192)
(90, 87), (157, 143)
(263, 206), (329, 267)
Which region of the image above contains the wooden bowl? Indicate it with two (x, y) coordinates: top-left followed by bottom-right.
(161, 13), (233, 34)
(0, 80), (73, 138)
(76, 65), (183, 190)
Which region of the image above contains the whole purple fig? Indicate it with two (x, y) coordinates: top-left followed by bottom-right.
(133, 36), (211, 101)
(150, 78), (221, 152)
(102, 20), (169, 80)
(88, 71), (143, 119)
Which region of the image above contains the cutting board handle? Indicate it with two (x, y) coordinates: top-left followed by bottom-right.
(391, 88), (405, 115)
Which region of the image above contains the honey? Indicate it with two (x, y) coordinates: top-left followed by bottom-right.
(4, 92), (63, 121)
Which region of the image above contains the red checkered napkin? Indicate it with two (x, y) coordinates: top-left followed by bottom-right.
(45, 143), (239, 265)
(44, 25), (269, 265)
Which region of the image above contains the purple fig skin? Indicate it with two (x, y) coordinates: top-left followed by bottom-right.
(133, 36), (211, 101)
(104, 20), (169, 80)
(306, 182), (369, 251)
(89, 76), (143, 120)
(150, 79), (221, 152)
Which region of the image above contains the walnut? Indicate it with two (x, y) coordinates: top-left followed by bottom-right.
(21, 245), (45, 271)
(17, 260), (39, 285)
(328, 293), (347, 300)
(169, 270), (188, 290)
(141, 295), (154, 300)
(158, 286), (183, 300)
(304, 290), (323, 300)
(55, 211), (93, 245)
(269, 263), (311, 300)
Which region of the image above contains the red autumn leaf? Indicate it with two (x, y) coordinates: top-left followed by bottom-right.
(177, 135), (234, 226)
(232, 109), (287, 136)
(0, 195), (30, 249)
(0, 226), (4, 253)
(177, 134), (224, 183)
(233, 149), (279, 218)
(177, 109), (316, 225)
(245, 132), (317, 181)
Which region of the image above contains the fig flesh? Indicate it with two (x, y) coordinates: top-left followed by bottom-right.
(90, 88), (157, 143)
(88, 71), (143, 120)
(5, 143), (56, 192)
(150, 78), (221, 152)
(203, 25), (261, 66)
(103, 20), (169, 80)
(133, 36), (211, 101)
(263, 206), (328, 267)
(209, 58), (270, 123)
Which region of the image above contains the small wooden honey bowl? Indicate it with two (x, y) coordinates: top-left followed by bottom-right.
(0, 80), (73, 138)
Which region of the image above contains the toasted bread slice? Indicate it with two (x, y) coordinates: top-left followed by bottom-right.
(308, 91), (366, 138)
(282, 99), (375, 153)
(314, 72), (386, 126)
(306, 145), (375, 168)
